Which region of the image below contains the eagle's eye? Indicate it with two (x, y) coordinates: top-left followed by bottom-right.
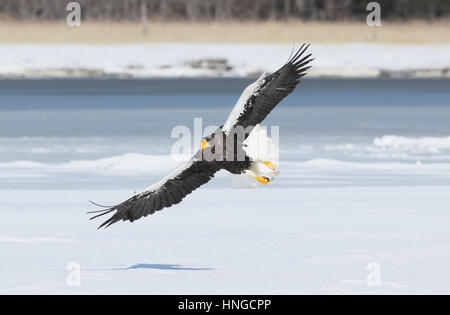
(200, 139), (211, 150)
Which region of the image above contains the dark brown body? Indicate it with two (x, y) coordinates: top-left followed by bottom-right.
(199, 130), (252, 175)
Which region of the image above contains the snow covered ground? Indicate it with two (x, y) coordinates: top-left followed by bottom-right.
(1, 43), (449, 79)
(2, 143), (450, 294)
(1, 186), (450, 294)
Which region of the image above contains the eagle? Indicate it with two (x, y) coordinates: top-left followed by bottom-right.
(89, 45), (313, 228)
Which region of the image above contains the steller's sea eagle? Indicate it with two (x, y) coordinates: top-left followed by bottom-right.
(89, 45), (313, 228)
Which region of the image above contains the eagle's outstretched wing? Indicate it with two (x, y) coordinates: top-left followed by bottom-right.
(222, 44), (313, 134)
(89, 158), (218, 228)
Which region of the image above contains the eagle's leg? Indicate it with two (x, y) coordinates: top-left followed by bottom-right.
(243, 169), (270, 185)
(263, 161), (277, 170)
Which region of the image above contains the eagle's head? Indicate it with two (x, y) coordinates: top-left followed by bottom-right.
(200, 138), (211, 150)
(200, 128), (222, 151)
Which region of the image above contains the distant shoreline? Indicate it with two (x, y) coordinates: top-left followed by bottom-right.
(0, 43), (449, 79)
(0, 20), (449, 45)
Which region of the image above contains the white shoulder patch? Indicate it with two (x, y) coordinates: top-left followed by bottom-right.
(137, 159), (195, 196)
(222, 72), (268, 134)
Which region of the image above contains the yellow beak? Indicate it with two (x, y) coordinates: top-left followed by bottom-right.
(200, 140), (210, 150)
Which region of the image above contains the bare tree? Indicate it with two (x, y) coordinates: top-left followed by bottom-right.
(0, 0), (447, 21)
(140, 0), (148, 35)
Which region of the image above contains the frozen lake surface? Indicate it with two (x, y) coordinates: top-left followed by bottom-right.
(1, 78), (450, 294)
(2, 187), (450, 294)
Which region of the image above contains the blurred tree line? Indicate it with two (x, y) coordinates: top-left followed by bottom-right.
(0, 0), (449, 21)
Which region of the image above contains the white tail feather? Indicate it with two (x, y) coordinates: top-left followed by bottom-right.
(237, 125), (280, 186)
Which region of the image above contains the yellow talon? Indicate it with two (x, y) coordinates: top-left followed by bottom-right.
(264, 161), (277, 170)
(255, 176), (270, 185)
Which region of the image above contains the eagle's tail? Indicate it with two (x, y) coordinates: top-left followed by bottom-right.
(243, 124), (280, 183)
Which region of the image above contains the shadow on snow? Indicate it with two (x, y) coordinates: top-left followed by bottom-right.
(125, 263), (213, 271)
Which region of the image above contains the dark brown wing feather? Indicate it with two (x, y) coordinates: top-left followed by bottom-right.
(89, 160), (219, 228)
(235, 44), (313, 130)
